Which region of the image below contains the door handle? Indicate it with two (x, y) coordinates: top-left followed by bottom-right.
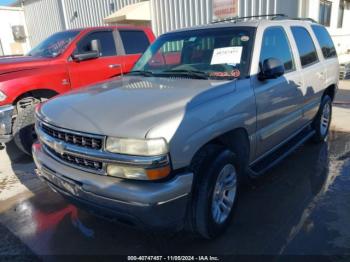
(109, 64), (121, 69)
(108, 64), (123, 76)
(317, 72), (325, 80)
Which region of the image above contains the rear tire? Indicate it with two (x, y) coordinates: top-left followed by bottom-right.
(13, 98), (38, 156)
(188, 145), (242, 239)
(312, 95), (332, 143)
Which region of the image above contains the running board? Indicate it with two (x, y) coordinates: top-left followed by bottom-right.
(248, 127), (316, 177)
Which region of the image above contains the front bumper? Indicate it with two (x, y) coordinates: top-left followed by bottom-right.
(33, 142), (194, 231)
(0, 105), (14, 143)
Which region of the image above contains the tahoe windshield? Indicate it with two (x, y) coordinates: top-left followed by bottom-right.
(27, 30), (81, 58)
(131, 27), (255, 80)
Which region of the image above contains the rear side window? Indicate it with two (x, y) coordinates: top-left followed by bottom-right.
(119, 30), (150, 54)
(77, 31), (117, 57)
(260, 27), (295, 72)
(291, 26), (319, 67)
(311, 25), (337, 59)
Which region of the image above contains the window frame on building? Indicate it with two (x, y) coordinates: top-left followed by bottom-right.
(319, 0), (332, 27)
(338, 0), (345, 28)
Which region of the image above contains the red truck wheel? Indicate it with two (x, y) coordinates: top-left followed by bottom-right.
(13, 97), (38, 155)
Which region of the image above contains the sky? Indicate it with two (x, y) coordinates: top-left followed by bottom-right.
(0, 0), (15, 6)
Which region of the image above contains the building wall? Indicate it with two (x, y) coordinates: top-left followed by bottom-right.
(150, 0), (350, 54)
(326, 0), (350, 54)
(62, 0), (140, 29)
(23, 0), (141, 47)
(150, 0), (302, 37)
(23, 0), (64, 47)
(21, 0), (350, 55)
(0, 6), (30, 56)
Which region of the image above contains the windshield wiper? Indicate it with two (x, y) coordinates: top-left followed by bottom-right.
(128, 70), (155, 77)
(161, 69), (209, 79)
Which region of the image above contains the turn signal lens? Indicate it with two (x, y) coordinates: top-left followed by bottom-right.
(146, 165), (171, 180)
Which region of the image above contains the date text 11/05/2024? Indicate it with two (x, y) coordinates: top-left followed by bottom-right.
(127, 256), (220, 261)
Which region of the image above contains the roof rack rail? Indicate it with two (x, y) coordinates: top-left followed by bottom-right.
(271, 16), (318, 23)
(212, 14), (287, 23)
(212, 14), (318, 24)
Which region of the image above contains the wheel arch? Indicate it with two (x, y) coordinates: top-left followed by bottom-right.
(13, 88), (59, 105)
(190, 127), (251, 173)
(322, 84), (337, 101)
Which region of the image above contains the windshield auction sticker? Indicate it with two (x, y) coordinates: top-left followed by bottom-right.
(209, 69), (241, 78)
(210, 46), (243, 65)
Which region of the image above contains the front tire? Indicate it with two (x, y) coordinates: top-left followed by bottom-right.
(13, 98), (38, 155)
(189, 146), (241, 239)
(312, 95), (332, 143)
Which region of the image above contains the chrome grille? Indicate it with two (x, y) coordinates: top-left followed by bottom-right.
(46, 146), (103, 172)
(339, 63), (350, 80)
(41, 123), (103, 150)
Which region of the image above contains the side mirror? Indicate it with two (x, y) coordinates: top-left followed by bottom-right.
(259, 58), (285, 80)
(72, 39), (101, 62)
(72, 51), (99, 61)
(90, 39), (101, 53)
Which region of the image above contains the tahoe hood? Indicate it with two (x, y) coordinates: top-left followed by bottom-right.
(38, 76), (235, 139)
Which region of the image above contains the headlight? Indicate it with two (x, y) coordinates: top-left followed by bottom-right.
(0, 91), (7, 102)
(106, 137), (168, 156)
(107, 165), (171, 180)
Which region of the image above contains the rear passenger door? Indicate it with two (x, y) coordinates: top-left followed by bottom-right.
(118, 30), (151, 72)
(290, 26), (326, 125)
(311, 25), (339, 97)
(68, 30), (123, 88)
(253, 26), (304, 157)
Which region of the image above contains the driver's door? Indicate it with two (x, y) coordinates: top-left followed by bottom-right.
(253, 26), (303, 157)
(67, 30), (123, 88)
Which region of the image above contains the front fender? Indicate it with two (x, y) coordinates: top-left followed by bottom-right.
(147, 91), (256, 170)
(0, 64), (70, 106)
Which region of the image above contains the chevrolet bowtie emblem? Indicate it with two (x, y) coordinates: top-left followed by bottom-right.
(53, 141), (65, 155)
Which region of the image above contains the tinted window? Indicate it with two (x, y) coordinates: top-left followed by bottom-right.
(260, 27), (295, 72)
(291, 27), (319, 67)
(119, 30), (150, 54)
(77, 31), (117, 57)
(312, 25), (337, 59)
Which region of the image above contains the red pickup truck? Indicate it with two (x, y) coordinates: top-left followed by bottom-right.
(0, 26), (155, 154)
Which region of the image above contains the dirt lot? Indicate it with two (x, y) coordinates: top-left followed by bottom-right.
(0, 82), (349, 259)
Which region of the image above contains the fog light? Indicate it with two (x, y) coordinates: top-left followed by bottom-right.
(107, 165), (148, 180)
(107, 165), (171, 181)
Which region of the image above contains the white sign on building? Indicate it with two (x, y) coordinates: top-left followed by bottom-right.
(213, 0), (238, 20)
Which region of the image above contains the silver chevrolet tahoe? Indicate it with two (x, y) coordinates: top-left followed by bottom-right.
(32, 17), (339, 239)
